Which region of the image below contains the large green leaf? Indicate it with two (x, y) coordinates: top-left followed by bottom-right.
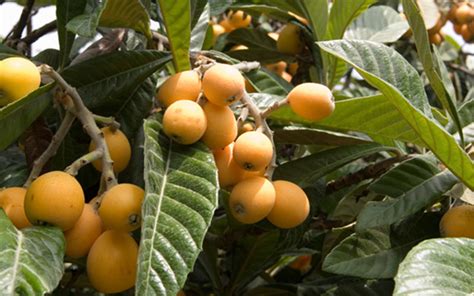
(61, 50), (170, 123)
(356, 170), (458, 231)
(402, 0), (463, 140)
(323, 227), (406, 278)
(302, 0), (328, 41)
(345, 6), (409, 43)
(271, 95), (423, 145)
(369, 155), (439, 197)
(326, 0), (376, 87)
(394, 238), (474, 295)
(56, 0), (87, 68)
(67, 0), (152, 39)
(273, 143), (395, 187)
(318, 40), (474, 189)
(190, 0), (210, 51)
(0, 211), (65, 294)
(0, 84), (54, 151)
(326, 0), (376, 39)
(323, 213), (440, 280)
(136, 113), (218, 296)
(0, 147), (27, 188)
(228, 231), (280, 294)
(158, 0), (191, 71)
(273, 127), (371, 146)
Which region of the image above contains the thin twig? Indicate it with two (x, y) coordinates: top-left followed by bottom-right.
(448, 63), (474, 77)
(40, 65), (118, 193)
(21, 20), (57, 44)
(24, 111), (75, 187)
(92, 114), (120, 131)
(241, 92), (277, 178)
(7, 0), (35, 41)
(260, 98), (288, 118)
(65, 150), (102, 176)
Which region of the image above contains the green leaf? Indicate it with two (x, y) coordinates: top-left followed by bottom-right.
(402, 0), (464, 141)
(318, 40), (474, 190)
(0, 44), (20, 60)
(226, 28), (277, 53)
(100, 0), (152, 39)
(301, 0), (328, 41)
(0, 84), (54, 151)
(229, 231), (280, 294)
(356, 170), (458, 231)
(0, 211), (65, 294)
(273, 143), (396, 188)
(273, 127), (371, 146)
(65, 1), (104, 38)
(136, 113), (218, 296)
(56, 0), (87, 68)
(345, 6), (409, 43)
(67, 0), (152, 39)
(449, 98), (474, 132)
(230, 4), (295, 23)
(190, 0), (210, 51)
(158, 0), (191, 71)
(0, 147), (27, 187)
(369, 156), (439, 197)
(394, 238), (474, 295)
(326, 0), (376, 87)
(299, 278), (394, 296)
(271, 95), (423, 145)
(61, 50), (170, 120)
(322, 226), (424, 279)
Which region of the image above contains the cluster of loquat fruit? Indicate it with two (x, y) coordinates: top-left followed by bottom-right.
(1, 81), (143, 295)
(449, 1), (474, 42)
(211, 10), (306, 84)
(156, 59), (334, 229)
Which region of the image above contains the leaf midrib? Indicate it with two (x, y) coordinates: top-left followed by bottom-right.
(142, 139), (173, 295)
(8, 230), (23, 296)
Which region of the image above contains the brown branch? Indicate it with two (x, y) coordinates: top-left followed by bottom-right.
(8, 0), (35, 40)
(71, 29), (127, 65)
(65, 150), (102, 176)
(448, 63), (474, 77)
(241, 92), (277, 178)
(24, 111), (75, 187)
(92, 114), (120, 132)
(39, 65), (118, 192)
(326, 155), (410, 194)
(21, 20), (57, 44)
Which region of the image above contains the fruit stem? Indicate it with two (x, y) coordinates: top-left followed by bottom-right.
(240, 91), (277, 179)
(64, 150), (103, 176)
(23, 111), (75, 188)
(39, 65), (118, 192)
(92, 114), (120, 132)
(232, 61), (260, 72)
(260, 98), (288, 118)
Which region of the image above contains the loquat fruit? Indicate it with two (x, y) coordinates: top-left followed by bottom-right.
(163, 100), (207, 145)
(0, 57), (41, 106)
(202, 63), (245, 106)
(233, 131), (273, 171)
(439, 204), (474, 238)
(24, 171), (84, 231)
(0, 187), (31, 229)
(87, 230), (138, 293)
(219, 18), (235, 32)
(229, 176), (276, 224)
(89, 127), (131, 174)
(64, 204), (103, 258)
(454, 3), (474, 24)
(227, 10), (252, 28)
(277, 23), (305, 55)
(267, 180), (310, 228)
(213, 143), (245, 188)
(99, 183), (145, 232)
(156, 70), (202, 107)
(202, 102), (237, 149)
(287, 83), (335, 121)
(265, 61), (287, 75)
